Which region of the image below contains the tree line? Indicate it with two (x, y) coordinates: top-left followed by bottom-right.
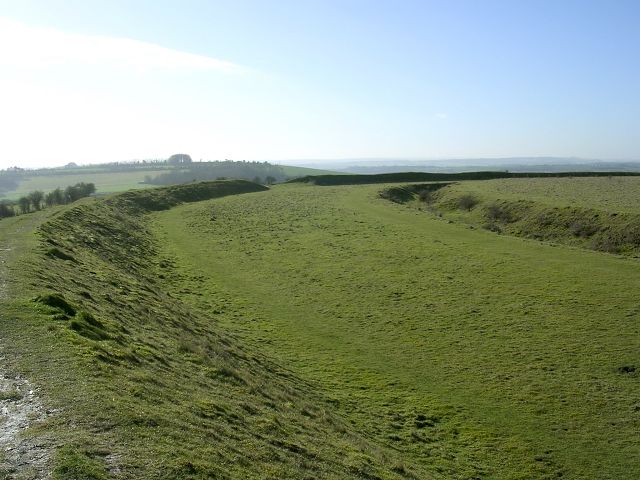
(0, 182), (96, 219)
(142, 160), (287, 186)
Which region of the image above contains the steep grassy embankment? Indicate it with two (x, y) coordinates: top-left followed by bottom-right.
(418, 177), (640, 255)
(1, 180), (420, 479)
(153, 182), (640, 479)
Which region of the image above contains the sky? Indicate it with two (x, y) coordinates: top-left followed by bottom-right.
(0, 0), (639, 169)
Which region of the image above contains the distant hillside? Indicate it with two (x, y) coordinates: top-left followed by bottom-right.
(341, 162), (640, 174)
(291, 158), (640, 174)
(291, 170), (640, 186)
(0, 161), (335, 200)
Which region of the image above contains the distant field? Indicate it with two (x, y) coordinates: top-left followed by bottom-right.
(279, 165), (338, 177)
(2, 169), (168, 200)
(291, 170), (640, 186)
(1, 164), (337, 200)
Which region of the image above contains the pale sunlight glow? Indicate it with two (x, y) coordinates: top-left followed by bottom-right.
(0, 17), (241, 72)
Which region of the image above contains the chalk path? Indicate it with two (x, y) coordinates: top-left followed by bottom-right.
(1, 215), (53, 479)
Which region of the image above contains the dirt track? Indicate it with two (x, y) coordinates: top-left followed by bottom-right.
(0, 215), (53, 479)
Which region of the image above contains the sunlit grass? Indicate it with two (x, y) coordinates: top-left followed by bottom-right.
(153, 182), (640, 479)
(2, 178), (639, 478)
(1, 181), (421, 479)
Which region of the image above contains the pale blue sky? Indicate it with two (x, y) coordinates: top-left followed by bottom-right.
(0, 0), (638, 168)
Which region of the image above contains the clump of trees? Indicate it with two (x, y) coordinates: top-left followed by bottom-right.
(167, 153), (193, 165)
(143, 160), (287, 186)
(0, 182), (96, 219)
(64, 182), (96, 202)
(0, 201), (14, 218)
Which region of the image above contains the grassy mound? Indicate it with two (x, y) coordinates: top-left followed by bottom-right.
(3, 180), (418, 479)
(421, 177), (640, 255)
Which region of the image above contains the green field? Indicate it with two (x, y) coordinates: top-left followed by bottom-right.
(1, 178), (639, 479)
(151, 182), (640, 478)
(280, 165), (338, 177)
(2, 169), (169, 200)
(1, 164), (337, 201)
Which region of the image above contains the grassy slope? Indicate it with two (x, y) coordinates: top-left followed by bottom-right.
(153, 183), (640, 479)
(427, 177), (640, 255)
(1, 181), (419, 479)
(436, 176), (640, 213)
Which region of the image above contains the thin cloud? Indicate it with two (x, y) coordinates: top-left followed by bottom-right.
(0, 16), (242, 73)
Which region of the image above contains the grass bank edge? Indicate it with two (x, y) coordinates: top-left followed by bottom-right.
(1, 180), (426, 479)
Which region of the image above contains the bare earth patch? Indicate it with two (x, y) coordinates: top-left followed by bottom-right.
(1, 219), (54, 479)
(0, 363), (52, 480)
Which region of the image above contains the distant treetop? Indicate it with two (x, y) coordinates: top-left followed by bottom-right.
(168, 154), (193, 165)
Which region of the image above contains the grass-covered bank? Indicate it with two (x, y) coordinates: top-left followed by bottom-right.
(1, 180), (420, 479)
(3, 177), (640, 478)
(153, 183), (640, 479)
(407, 177), (640, 255)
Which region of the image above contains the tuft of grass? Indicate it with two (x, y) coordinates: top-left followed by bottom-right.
(69, 311), (111, 342)
(45, 247), (76, 261)
(0, 389), (22, 401)
(35, 293), (77, 316)
(52, 446), (108, 480)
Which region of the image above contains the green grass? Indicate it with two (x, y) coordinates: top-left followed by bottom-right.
(2, 170), (170, 200)
(437, 176), (640, 213)
(2, 178), (640, 478)
(1, 181), (420, 479)
(2, 165), (337, 201)
(279, 165), (339, 177)
(151, 182), (640, 479)
(422, 177), (640, 255)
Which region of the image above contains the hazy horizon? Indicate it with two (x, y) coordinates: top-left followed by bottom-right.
(5, 156), (640, 173)
(1, 1), (639, 170)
